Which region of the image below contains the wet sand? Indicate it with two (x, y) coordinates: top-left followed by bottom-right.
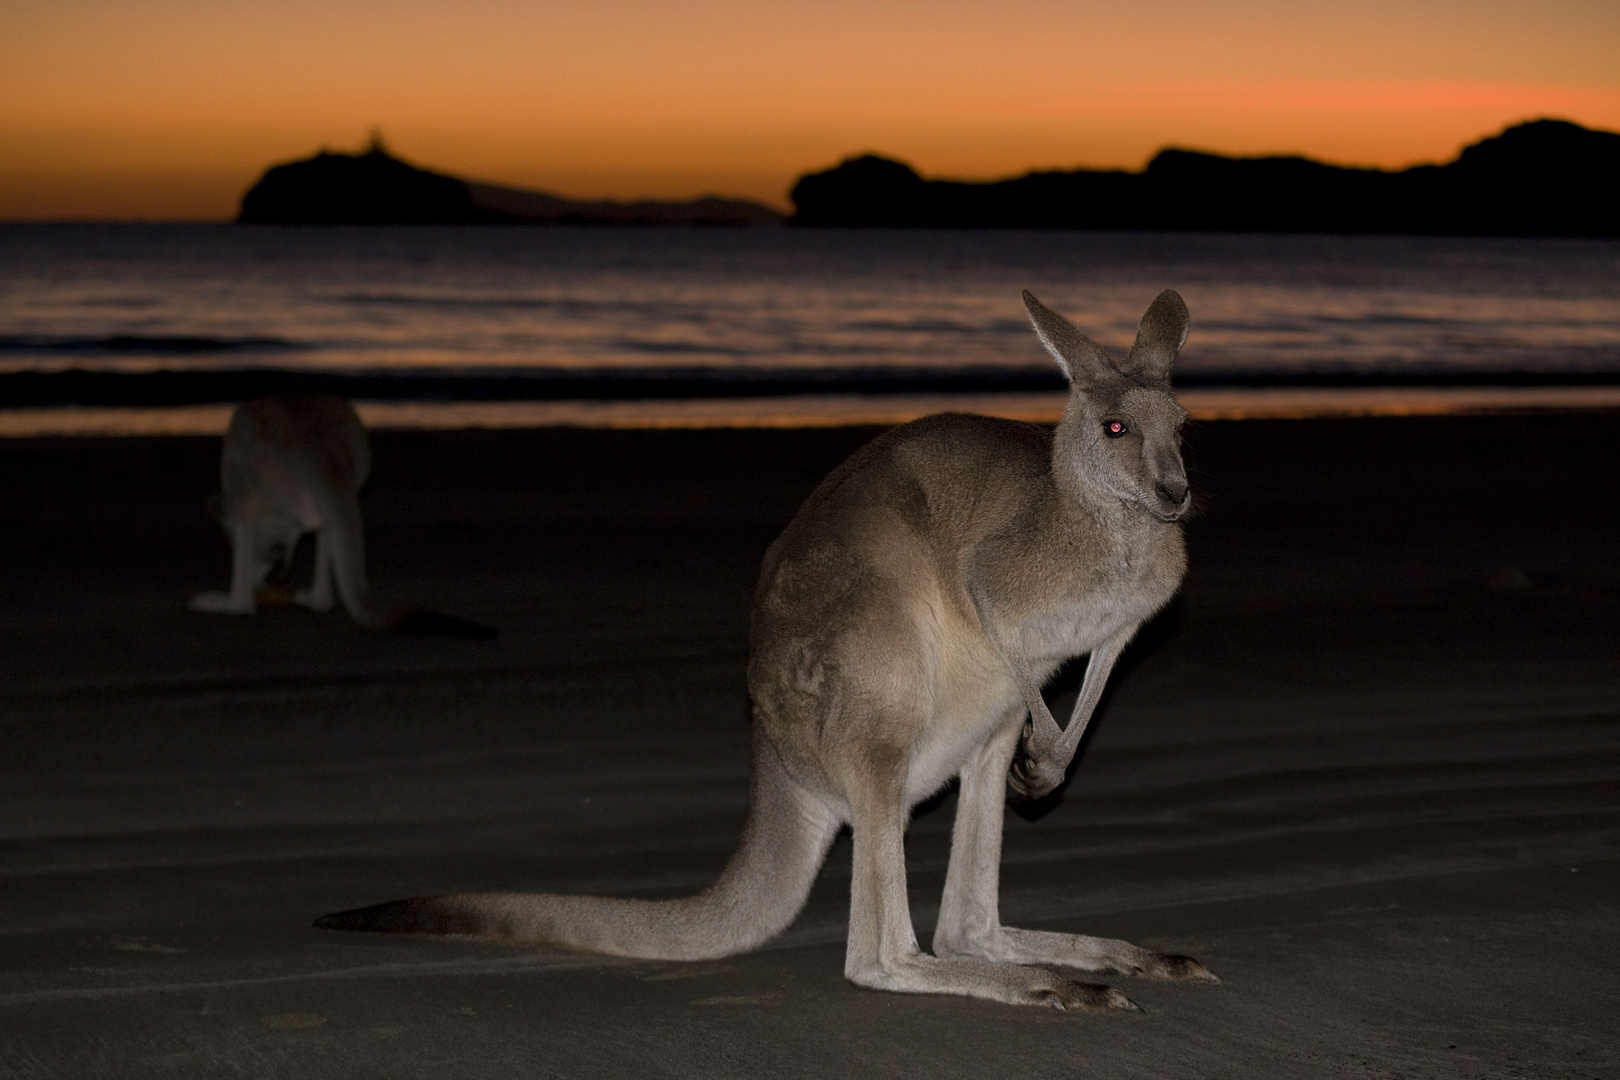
(1, 414), (1617, 1079)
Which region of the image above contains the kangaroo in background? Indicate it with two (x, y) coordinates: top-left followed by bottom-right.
(190, 394), (494, 638)
(317, 290), (1212, 1010)
(190, 394), (387, 626)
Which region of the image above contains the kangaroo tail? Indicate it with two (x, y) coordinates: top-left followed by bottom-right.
(314, 739), (837, 961)
(392, 608), (498, 640)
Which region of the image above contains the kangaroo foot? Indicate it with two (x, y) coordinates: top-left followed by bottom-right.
(291, 586), (334, 612)
(848, 951), (1142, 1011)
(939, 927), (1218, 983)
(188, 591), (254, 615)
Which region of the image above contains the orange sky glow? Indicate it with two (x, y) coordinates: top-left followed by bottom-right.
(2, 0), (1618, 220)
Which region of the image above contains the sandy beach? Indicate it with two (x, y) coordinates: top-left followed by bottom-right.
(1, 413), (1617, 1079)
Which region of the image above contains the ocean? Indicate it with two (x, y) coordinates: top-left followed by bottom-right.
(2, 224), (1618, 433)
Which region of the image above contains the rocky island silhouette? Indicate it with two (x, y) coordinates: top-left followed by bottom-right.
(239, 136), (784, 226)
(790, 119), (1619, 236)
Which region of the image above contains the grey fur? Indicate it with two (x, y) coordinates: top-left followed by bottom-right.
(317, 292), (1216, 1010)
(190, 394), (389, 628)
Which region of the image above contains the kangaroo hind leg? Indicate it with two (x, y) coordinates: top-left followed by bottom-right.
(839, 724), (1135, 1011)
(932, 711), (1216, 983)
(189, 517), (275, 614)
(294, 529), (335, 612)
(320, 493), (389, 629)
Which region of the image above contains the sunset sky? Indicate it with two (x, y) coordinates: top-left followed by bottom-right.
(3, 0), (1618, 220)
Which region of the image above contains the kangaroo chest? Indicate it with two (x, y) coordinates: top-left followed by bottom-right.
(1018, 526), (1181, 668)
(1023, 594), (1146, 667)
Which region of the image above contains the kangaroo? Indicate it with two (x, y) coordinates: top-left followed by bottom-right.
(189, 394), (391, 629)
(317, 290), (1214, 1010)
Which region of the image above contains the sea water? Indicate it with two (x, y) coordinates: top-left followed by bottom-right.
(2, 224), (1617, 432)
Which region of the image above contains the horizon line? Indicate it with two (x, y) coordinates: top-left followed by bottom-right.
(3, 113), (1611, 225)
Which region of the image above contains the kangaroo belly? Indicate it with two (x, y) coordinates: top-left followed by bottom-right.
(905, 658), (1023, 806)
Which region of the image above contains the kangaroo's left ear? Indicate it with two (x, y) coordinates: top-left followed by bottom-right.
(1120, 289), (1190, 384)
(1022, 290), (1114, 387)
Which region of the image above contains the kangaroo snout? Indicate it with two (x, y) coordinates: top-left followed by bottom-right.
(1154, 479), (1190, 517)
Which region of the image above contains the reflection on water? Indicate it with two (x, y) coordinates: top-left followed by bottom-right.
(7, 386), (1618, 438)
(3, 225), (1618, 379)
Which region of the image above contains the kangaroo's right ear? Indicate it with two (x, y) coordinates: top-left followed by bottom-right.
(1120, 289), (1190, 384)
(1022, 290), (1112, 386)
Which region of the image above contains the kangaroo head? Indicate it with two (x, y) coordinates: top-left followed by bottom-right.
(1022, 289), (1191, 522)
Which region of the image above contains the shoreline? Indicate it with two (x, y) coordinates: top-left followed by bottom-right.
(3, 383), (1619, 437)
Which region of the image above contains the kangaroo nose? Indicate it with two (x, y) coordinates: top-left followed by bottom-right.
(1155, 480), (1188, 506)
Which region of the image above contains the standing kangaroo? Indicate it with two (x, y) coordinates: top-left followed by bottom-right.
(318, 290), (1214, 1010)
(189, 394), (390, 629)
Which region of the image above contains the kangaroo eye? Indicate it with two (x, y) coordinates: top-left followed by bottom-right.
(1105, 420), (1128, 438)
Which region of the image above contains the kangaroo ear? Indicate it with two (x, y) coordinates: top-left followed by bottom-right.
(1121, 289), (1190, 384)
(1021, 290), (1112, 386)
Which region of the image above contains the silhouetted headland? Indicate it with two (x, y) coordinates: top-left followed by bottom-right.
(239, 141), (783, 226)
(791, 119), (1620, 236)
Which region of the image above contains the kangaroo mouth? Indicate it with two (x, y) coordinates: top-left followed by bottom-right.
(1111, 479), (1190, 521)
(1148, 494), (1191, 521)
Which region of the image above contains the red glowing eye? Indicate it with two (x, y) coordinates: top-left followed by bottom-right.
(1105, 420), (1127, 438)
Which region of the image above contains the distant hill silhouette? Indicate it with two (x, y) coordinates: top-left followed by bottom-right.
(239, 141), (783, 226)
(790, 119), (1620, 236)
